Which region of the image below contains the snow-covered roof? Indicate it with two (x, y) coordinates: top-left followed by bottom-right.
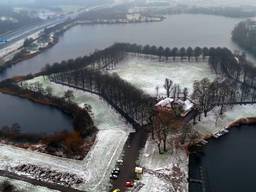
(155, 97), (174, 108)
(184, 99), (194, 111)
(234, 56), (240, 64)
(155, 97), (194, 113)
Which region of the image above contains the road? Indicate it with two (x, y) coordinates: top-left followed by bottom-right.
(0, 6), (97, 53)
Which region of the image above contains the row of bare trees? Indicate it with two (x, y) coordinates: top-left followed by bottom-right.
(192, 77), (256, 123)
(114, 43), (210, 62)
(49, 69), (155, 126)
(42, 44), (126, 75)
(208, 47), (256, 89)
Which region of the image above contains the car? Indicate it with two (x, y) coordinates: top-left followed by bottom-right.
(112, 189), (121, 192)
(110, 174), (118, 179)
(117, 159), (124, 165)
(125, 181), (134, 188)
(112, 170), (120, 175)
(114, 167), (120, 171)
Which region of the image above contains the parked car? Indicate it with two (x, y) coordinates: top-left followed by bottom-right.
(112, 170), (120, 175)
(114, 167), (120, 172)
(125, 181), (134, 188)
(112, 189), (121, 192)
(117, 159), (123, 164)
(110, 174), (118, 179)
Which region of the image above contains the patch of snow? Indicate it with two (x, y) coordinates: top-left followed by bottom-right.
(193, 105), (256, 137)
(139, 137), (188, 192)
(110, 56), (216, 97)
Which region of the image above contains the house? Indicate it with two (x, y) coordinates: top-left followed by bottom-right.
(155, 97), (194, 117)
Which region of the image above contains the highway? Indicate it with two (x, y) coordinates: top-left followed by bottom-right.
(0, 4), (112, 55)
(0, 7), (92, 52)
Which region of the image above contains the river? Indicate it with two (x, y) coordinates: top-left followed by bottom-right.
(0, 14), (255, 191)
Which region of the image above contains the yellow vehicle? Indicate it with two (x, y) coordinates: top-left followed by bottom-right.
(112, 189), (121, 192)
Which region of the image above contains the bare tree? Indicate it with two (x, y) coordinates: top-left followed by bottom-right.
(163, 78), (173, 97)
(64, 90), (74, 103)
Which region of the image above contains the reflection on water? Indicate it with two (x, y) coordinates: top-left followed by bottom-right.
(0, 93), (73, 134)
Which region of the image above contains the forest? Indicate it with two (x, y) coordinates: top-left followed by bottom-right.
(232, 19), (256, 56)
(49, 69), (155, 127)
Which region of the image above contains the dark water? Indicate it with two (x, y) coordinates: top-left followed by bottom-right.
(0, 93), (73, 134)
(0, 14), (242, 81)
(189, 125), (256, 192)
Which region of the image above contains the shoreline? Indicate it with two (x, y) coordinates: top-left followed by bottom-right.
(192, 107), (256, 145)
(0, 76), (97, 161)
(0, 17), (166, 76)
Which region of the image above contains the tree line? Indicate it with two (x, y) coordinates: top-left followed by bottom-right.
(49, 69), (155, 127)
(42, 43), (125, 75)
(232, 19), (256, 57)
(208, 47), (256, 91)
(114, 43), (210, 62)
(41, 43), (215, 77)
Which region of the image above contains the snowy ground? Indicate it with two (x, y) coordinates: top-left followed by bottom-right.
(0, 176), (58, 192)
(110, 56), (216, 97)
(139, 137), (188, 192)
(0, 76), (133, 192)
(193, 105), (256, 137)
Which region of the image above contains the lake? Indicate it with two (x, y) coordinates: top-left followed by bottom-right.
(0, 93), (73, 134)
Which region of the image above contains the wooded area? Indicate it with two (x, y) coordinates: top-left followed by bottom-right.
(232, 19), (256, 56)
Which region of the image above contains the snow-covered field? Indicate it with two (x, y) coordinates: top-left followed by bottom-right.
(193, 105), (256, 137)
(111, 57), (216, 97)
(0, 76), (133, 192)
(139, 137), (188, 192)
(0, 176), (58, 192)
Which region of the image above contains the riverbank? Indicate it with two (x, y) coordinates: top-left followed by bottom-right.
(192, 105), (256, 141)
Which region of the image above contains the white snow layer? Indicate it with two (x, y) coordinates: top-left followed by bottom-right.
(193, 105), (256, 137)
(139, 138), (188, 192)
(111, 56), (216, 97)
